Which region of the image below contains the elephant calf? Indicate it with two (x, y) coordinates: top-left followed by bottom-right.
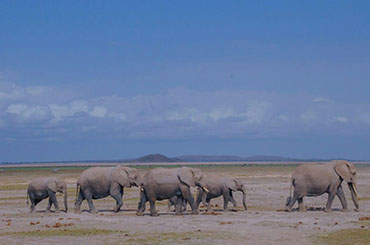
(74, 166), (140, 213)
(285, 160), (359, 212)
(195, 173), (247, 211)
(27, 177), (68, 213)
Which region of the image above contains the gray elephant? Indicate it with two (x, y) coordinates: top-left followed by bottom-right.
(137, 167), (209, 216)
(27, 177), (68, 213)
(285, 160), (359, 212)
(74, 166), (140, 213)
(195, 173), (247, 211)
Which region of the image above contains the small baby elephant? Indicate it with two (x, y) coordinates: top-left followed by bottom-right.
(27, 177), (68, 213)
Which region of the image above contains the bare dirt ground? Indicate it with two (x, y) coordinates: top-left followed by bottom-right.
(0, 163), (369, 244)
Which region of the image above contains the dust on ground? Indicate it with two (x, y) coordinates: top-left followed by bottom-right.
(0, 163), (370, 244)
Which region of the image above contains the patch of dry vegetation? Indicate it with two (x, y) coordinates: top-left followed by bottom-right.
(0, 228), (121, 237)
(318, 229), (370, 245)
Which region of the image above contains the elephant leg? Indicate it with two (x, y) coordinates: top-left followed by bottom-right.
(175, 195), (184, 215)
(83, 191), (97, 213)
(222, 190), (231, 211)
(46, 198), (53, 212)
(149, 197), (158, 217)
(298, 198), (306, 212)
(229, 191), (237, 208)
(336, 185), (349, 211)
(74, 191), (84, 213)
(285, 190), (299, 212)
(48, 191), (60, 212)
(195, 189), (203, 210)
(182, 198), (187, 212)
(325, 192), (336, 212)
(110, 184), (123, 213)
(28, 193), (37, 213)
(137, 191), (147, 215)
(180, 186), (197, 214)
(206, 198), (211, 211)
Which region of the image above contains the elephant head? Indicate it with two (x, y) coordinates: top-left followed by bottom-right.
(225, 178), (247, 210)
(177, 167), (208, 193)
(333, 160), (359, 209)
(112, 166), (139, 188)
(49, 179), (68, 212)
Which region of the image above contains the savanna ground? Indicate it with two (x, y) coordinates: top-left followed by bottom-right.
(1, 163), (370, 244)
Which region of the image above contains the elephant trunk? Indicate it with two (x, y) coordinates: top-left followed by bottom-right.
(348, 183), (359, 210)
(241, 185), (247, 210)
(63, 191), (68, 212)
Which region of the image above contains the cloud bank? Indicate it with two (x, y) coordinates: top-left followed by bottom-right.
(1, 82), (370, 142)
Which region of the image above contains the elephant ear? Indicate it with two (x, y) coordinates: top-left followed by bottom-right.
(47, 179), (57, 193)
(225, 178), (238, 191)
(334, 160), (355, 182)
(111, 166), (130, 187)
(177, 167), (196, 187)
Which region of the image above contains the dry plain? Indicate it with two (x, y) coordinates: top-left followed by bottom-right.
(0, 163), (370, 244)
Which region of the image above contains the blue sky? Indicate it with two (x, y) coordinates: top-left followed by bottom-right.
(1, 1), (370, 162)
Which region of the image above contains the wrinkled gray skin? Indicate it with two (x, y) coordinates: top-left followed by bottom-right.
(137, 167), (207, 216)
(196, 173), (247, 211)
(285, 160), (359, 212)
(74, 166), (139, 213)
(27, 177), (68, 213)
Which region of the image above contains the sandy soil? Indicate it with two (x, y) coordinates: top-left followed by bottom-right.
(0, 164), (369, 244)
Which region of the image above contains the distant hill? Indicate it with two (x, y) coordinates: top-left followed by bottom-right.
(128, 153), (182, 163)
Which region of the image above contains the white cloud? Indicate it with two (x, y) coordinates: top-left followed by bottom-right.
(49, 100), (89, 121)
(6, 104), (51, 122)
(90, 106), (107, 118)
(209, 107), (235, 122)
(312, 97), (331, 103)
(300, 110), (316, 122)
(240, 101), (270, 124)
(335, 116), (348, 123)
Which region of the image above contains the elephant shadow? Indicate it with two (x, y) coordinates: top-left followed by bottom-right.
(289, 207), (344, 212)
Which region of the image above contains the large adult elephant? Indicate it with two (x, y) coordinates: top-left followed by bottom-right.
(74, 166), (140, 213)
(27, 177), (68, 213)
(195, 173), (247, 211)
(136, 167), (208, 216)
(285, 160), (359, 212)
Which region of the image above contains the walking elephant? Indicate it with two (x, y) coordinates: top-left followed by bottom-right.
(285, 160), (359, 212)
(136, 167), (209, 216)
(27, 177), (68, 213)
(74, 166), (140, 213)
(195, 173), (247, 211)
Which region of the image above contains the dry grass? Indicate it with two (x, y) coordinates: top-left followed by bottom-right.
(318, 229), (370, 245)
(0, 228), (121, 237)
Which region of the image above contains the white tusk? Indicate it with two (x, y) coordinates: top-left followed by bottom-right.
(203, 187), (209, 193)
(352, 184), (359, 197)
(139, 186), (144, 192)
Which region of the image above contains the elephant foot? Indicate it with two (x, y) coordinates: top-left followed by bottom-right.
(298, 207), (306, 212)
(285, 206), (292, 212)
(191, 210), (199, 215)
(46, 209), (51, 213)
(324, 208), (333, 212)
(113, 207), (121, 213)
(175, 212), (183, 216)
(342, 208), (350, 212)
(90, 209), (98, 214)
(354, 208), (359, 212)
(136, 212), (144, 216)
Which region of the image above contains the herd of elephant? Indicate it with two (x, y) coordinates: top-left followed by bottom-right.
(26, 160), (360, 216)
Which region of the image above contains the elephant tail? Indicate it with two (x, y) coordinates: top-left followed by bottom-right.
(286, 178), (295, 206)
(75, 182), (80, 202)
(26, 190), (29, 206)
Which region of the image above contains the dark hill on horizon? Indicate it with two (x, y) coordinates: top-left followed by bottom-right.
(127, 153), (182, 163)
